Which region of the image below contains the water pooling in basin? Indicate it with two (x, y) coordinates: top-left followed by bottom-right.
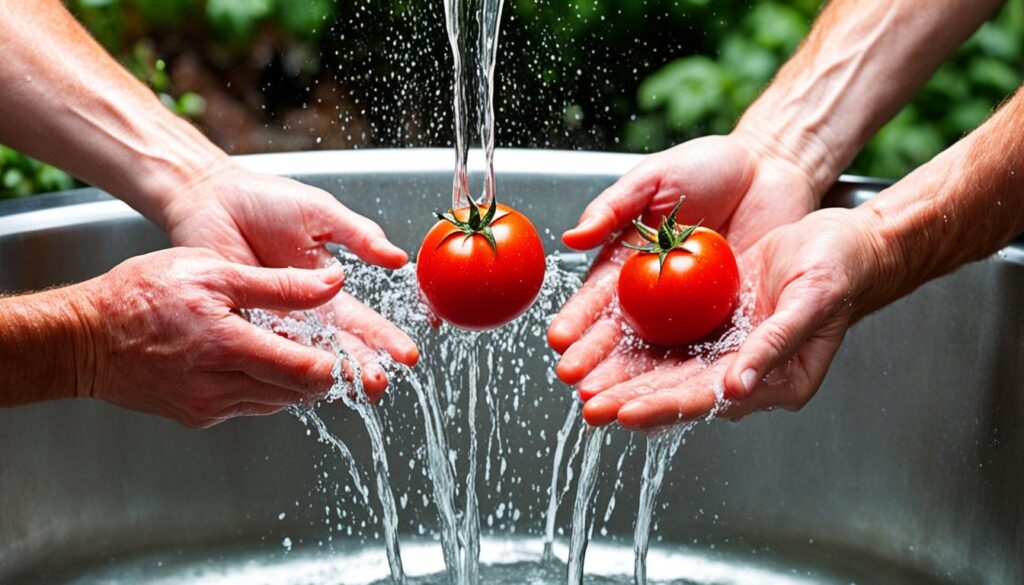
(50, 535), (939, 584)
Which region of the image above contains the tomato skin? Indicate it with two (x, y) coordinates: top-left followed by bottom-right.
(417, 203), (546, 331)
(617, 227), (739, 346)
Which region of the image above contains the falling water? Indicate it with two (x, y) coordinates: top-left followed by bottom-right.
(566, 425), (609, 585)
(442, 0), (505, 207)
(541, 399), (581, 562)
(460, 347), (482, 584)
(632, 427), (689, 585)
(247, 307), (408, 584)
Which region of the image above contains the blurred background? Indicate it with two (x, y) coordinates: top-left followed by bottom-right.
(2, 0), (1022, 198)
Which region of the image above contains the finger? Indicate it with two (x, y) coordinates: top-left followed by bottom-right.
(723, 286), (836, 399)
(212, 401), (288, 420)
(583, 359), (707, 427)
(547, 255), (621, 354)
(221, 264), (345, 311)
(719, 328), (846, 420)
(615, 359), (731, 430)
(324, 292), (420, 366)
(562, 160), (662, 250)
(576, 346), (662, 401)
(334, 329), (389, 404)
(211, 372), (307, 406)
(313, 196), (408, 269)
(555, 317), (623, 385)
(221, 320), (336, 395)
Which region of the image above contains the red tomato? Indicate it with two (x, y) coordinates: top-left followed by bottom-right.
(417, 201), (546, 330)
(617, 214), (739, 347)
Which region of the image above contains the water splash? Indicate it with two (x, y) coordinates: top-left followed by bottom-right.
(246, 250), (759, 584)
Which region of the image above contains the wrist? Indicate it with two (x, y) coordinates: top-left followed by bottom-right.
(0, 283), (101, 405)
(841, 205), (903, 321)
(124, 117), (235, 232)
(733, 111), (845, 201)
(62, 280), (104, 400)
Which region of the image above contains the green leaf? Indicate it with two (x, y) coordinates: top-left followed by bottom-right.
(206, 0), (273, 42)
(748, 2), (809, 53)
(482, 196), (497, 226)
(973, 22), (1019, 61)
(278, 0), (334, 40)
(633, 219), (659, 244)
(968, 57), (1021, 95)
(481, 226), (498, 255)
(176, 92), (207, 118)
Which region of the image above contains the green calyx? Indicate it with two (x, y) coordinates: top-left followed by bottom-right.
(435, 195), (499, 254)
(622, 196), (703, 273)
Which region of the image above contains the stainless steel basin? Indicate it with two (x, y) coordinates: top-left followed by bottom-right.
(0, 149), (1021, 584)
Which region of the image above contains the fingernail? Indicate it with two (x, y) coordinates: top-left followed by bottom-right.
(320, 265), (344, 285)
(740, 368), (757, 394)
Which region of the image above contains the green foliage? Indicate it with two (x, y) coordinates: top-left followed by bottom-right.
(3, 0), (1022, 198)
(0, 147), (77, 200)
(631, 0), (1024, 179)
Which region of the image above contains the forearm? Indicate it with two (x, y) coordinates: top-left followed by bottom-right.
(852, 85), (1024, 316)
(736, 0), (1003, 197)
(0, 0), (231, 229)
(0, 285), (98, 406)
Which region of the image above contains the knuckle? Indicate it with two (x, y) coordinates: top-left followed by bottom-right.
(756, 321), (791, 358)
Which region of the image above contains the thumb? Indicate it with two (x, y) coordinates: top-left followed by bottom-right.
(724, 285), (837, 400)
(225, 264), (345, 311)
(562, 162), (658, 250)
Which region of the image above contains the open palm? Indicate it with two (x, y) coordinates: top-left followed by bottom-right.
(163, 165), (419, 397)
(577, 208), (883, 428)
(548, 134), (819, 397)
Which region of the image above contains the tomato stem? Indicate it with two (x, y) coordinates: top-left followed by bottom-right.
(622, 196), (703, 273)
(435, 196), (500, 254)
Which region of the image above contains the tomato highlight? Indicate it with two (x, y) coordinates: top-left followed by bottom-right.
(417, 197), (546, 331)
(617, 197), (740, 346)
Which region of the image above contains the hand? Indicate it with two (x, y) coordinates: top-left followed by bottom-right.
(161, 163), (419, 392)
(549, 133), (820, 387)
(578, 208), (886, 428)
(76, 248), (348, 428)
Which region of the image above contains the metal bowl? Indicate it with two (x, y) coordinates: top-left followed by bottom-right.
(1, 149), (1021, 584)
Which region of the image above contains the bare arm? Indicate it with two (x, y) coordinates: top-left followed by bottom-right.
(0, 249), (346, 427)
(586, 85), (1024, 428)
(737, 0), (1006, 195)
(0, 0), (419, 391)
(0, 0), (227, 227)
(551, 0), (1007, 389)
(0, 288), (93, 406)
(852, 87), (1024, 315)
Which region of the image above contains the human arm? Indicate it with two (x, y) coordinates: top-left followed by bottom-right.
(582, 84), (1024, 428)
(0, 0), (418, 390)
(0, 249), (351, 427)
(549, 0), (1005, 389)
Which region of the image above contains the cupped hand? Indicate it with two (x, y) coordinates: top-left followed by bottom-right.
(549, 133), (819, 385)
(161, 163), (419, 394)
(78, 248), (349, 428)
(578, 208), (886, 429)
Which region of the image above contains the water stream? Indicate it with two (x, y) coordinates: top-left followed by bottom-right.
(632, 427), (690, 585)
(442, 0), (505, 207)
(565, 426), (609, 585)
